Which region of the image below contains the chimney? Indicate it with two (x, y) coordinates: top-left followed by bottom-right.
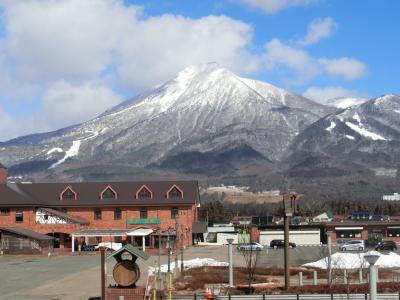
(0, 163), (7, 184)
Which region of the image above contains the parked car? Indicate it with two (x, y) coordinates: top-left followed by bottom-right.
(237, 242), (263, 251)
(270, 239), (296, 248)
(375, 240), (397, 251)
(339, 240), (365, 251)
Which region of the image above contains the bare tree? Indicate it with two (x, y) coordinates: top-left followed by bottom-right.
(237, 228), (260, 294)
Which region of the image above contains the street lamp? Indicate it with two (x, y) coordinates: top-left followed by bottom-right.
(282, 193), (296, 291)
(364, 252), (380, 300)
(180, 225), (185, 272)
(226, 238), (234, 287)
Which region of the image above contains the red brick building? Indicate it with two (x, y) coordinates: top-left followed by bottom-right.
(0, 164), (201, 252)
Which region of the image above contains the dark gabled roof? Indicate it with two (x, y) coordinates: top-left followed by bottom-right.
(0, 227), (54, 240)
(39, 207), (90, 225)
(0, 180), (199, 207)
(107, 243), (149, 261)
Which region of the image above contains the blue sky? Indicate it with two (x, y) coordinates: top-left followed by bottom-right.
(0, 0), (398, 141)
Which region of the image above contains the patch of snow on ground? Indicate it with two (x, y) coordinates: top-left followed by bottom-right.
(46, 148), (63, 155)
(148, 258), (228, 276)
(303, 251), (400, 269)
(345, 135), (355, 140)
(345, 122), (387, 141)
(326, 121), (336, 132)
(49, 140), (81, 169)
(394, 110), (400, 114)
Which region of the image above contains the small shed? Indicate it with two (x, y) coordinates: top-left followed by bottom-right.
(0, 227), (54, 254)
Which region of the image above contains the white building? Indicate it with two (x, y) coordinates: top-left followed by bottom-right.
(259, 230), (321, 246)
(383, 193), (400, 201)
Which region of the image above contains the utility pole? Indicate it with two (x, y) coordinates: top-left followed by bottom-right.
(100, 247), (106, 300)
(167, 227), (171, 273)
(158, 227), (161, 281)
(284, 214), (290, 291)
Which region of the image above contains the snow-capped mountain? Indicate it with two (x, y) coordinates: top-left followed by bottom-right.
(284, 94), (400, 175)
(325, 97), (367, 109)
(0, 63), (332, 180)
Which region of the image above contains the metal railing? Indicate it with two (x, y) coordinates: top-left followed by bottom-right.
(174, 293), (400, 300)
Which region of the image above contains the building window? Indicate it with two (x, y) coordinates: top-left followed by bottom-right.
(137, 186), (152, 199)
(61, 188), (76, 200)
(169, 186), (183, 198)
(336, 230), (362, 238)
(15, 210), (23, 223)
(102, 187), (117, 199)
(140, 207), (148, 219)
(0, 208), (10, 216)
(94, 208), (102, 220)
(387, 229), (400, 237)
(114, 208), (122, 220)
(115, 236), (122, 243)
(95, 236), (102, 243)
(171, 207), (179, 219)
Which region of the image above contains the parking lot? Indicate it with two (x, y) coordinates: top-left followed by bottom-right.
(0, 245), (396, 300)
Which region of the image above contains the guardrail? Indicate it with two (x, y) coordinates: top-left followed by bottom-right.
(174, 293), (400, 300)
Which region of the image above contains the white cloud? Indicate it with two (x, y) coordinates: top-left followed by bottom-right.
(263, 38), (320, 84)
(303, 86), (363, 103)
(234, 0), (317, 14)
(41, 81), (122, 130)
(0, 0), (260, 90)
(320, 57), (367, 80)
(298, 17), (338, 46)
(262, 39), (368, 84)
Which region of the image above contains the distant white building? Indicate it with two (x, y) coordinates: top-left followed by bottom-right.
(375, 169), (397, 177)
(383, 193), (400, 201)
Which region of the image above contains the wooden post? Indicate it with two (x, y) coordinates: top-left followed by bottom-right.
(359, 269), (363, 283)
(298, 271), (303, 286)
(100, 248), (106, 300)
(343, 269), (347, 284)
(313, 270), (317, 285)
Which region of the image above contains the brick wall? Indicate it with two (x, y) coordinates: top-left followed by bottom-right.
(106, 287), (145, 300)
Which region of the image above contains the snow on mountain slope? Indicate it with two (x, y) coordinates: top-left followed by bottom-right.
(326, 97), (367, 109)
(0, 63), (332, 177)
(285, 94), (400, 172)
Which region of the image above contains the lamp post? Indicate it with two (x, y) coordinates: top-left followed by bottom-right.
(283, 193), (296, 291)
(180, 225), (184, 272)
(226, 238), (234, 287)
(174, 217), (179, 276)
(327, 231), (332, 285)
(364, 253), (380, 300)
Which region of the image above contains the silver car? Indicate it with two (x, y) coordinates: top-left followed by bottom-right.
(340, 240), (365, 251)
(237, 242), (263, 251)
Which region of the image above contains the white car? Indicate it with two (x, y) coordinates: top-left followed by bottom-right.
(340, 240), (365, 251)
(237, 242), (263, 251)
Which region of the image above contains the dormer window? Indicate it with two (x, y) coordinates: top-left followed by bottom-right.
(136, 185), (153, 199)
(100, 186), (117, 199)
(60, 186), (77, 200)
(167, 185), (183, 199)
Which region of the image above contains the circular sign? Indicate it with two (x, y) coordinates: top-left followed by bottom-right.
(113, 260), (140, 287)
